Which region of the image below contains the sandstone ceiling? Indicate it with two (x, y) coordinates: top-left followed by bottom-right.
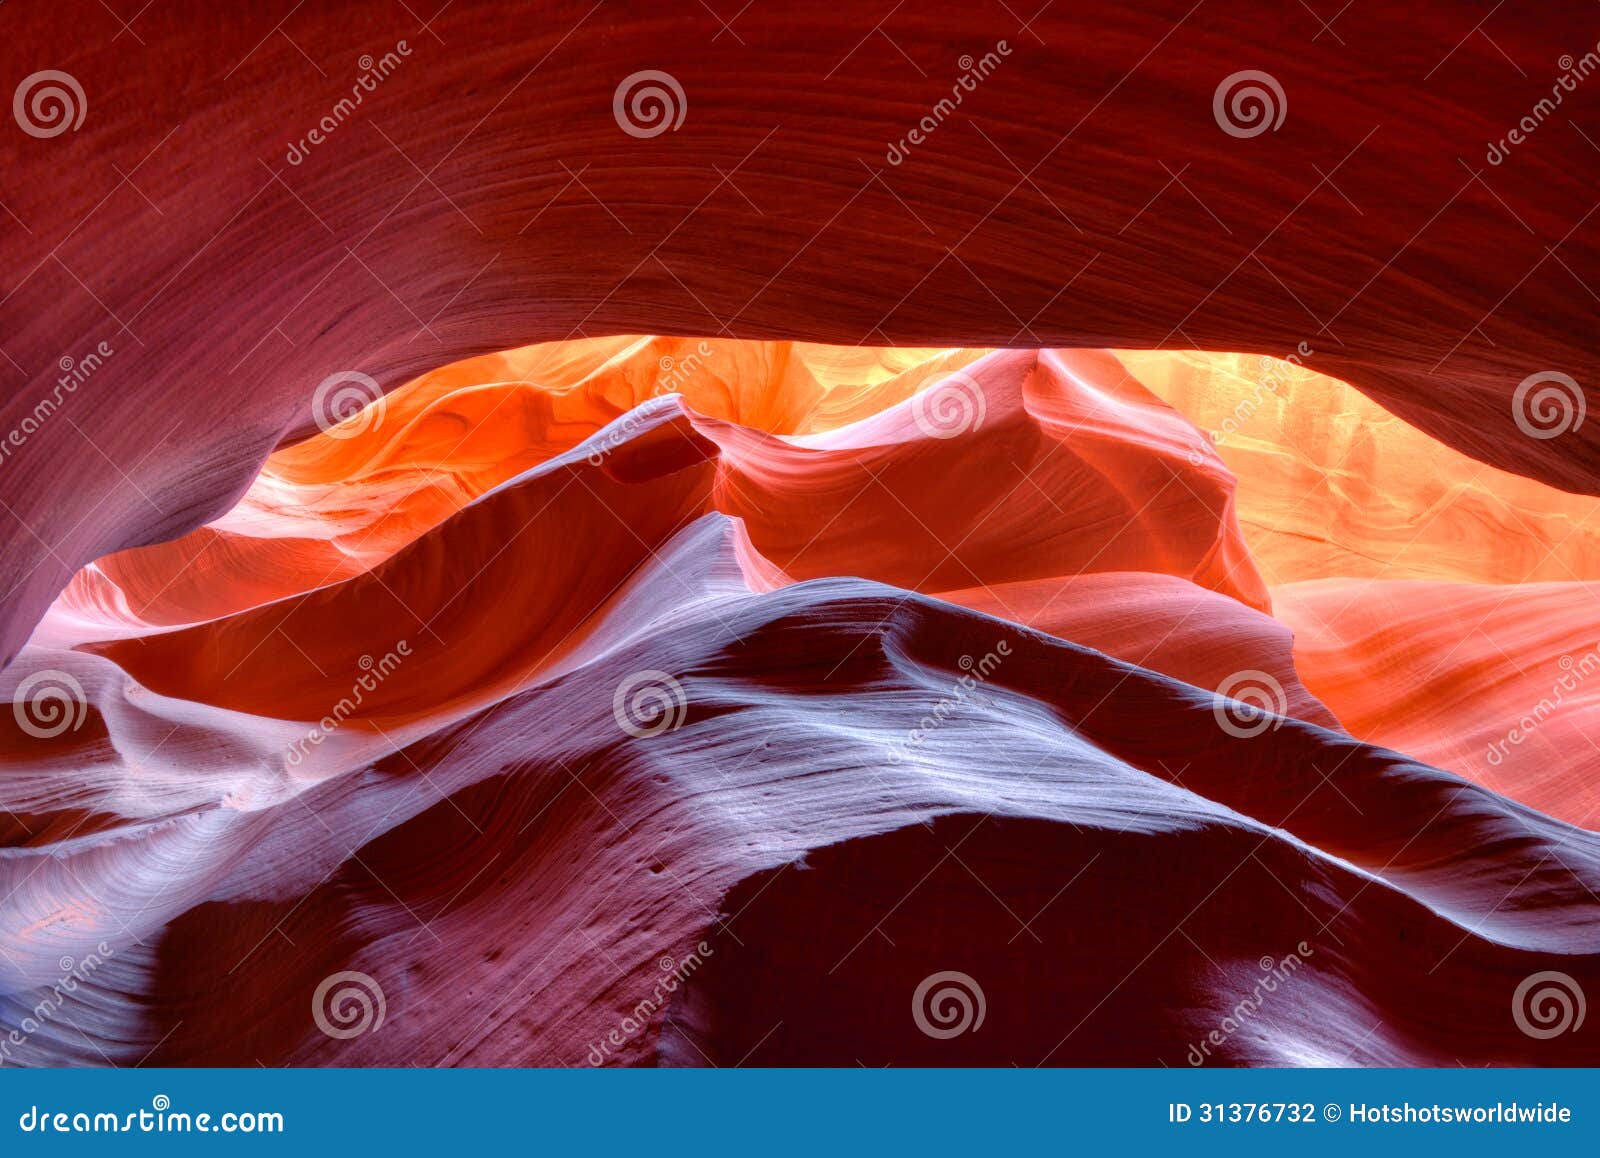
(1, 0), (1597, 665)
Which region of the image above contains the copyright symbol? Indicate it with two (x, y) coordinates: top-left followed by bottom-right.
(1323, 1103), (1341, 1122)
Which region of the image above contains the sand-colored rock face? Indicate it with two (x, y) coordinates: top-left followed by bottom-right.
(1121, 350), (1600, 587)
(4, 340), (1597, 1066)
(1119, 349), (1600, 828)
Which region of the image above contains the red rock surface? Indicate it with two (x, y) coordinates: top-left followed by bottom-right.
(2, 1), (1598, 1067)
(1, 0), (1598, 667)
(3, 341), (1598, 1066)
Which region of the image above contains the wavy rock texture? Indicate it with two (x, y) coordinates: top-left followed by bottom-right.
(2, 341), (1597, 1066)
(1119, 351), (1600, 828)
(1, 0), (1599, 669)
(1278, 580), (1600, 829)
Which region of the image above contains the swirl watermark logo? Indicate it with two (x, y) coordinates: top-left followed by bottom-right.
(912, 970), (986, 1039)
(312, 970), (386, 1039)
(612, 670), (688, 738)
(1212, 70), (1287, 139)
(1512, 371), (1585, 440)
(12, 669), (88, 739)
(613, 70), (687, 138)
(1512, 970), (1586, 1039)
(13, 71), (86, 139)
(1212, 669), (1287, 738)
(911, 370), (986, 439)
(311, 370), (386, 438)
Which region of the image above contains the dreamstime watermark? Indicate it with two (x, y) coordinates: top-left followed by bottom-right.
(11, 669), (88, 740)
(312, 970), (386, 1039)
(0, 943), (114, 1065)
(285, 41), (412, 164)
(888, 640), (1012, 763)
(1512, 970), (1586, 1039)
(1213, 70), (1286, 138)
(586, 942), (713, 1064)
(17, 1095), (283, 1135)
(912, 970), (986, 1039)
(1185, 344), (1316, 464)
(0, 340), (114, 470)
(1487, 44), (1600, 164)
(283, 642), (411, 767)
(1212, 669), (1287, 739)
(13, 70), (85, 138)
(885, 42), (1011, 165)
(1484, 644), (1598, 767)
(910, 369), (987, 439)
(613, 70), (686, 138)
(1512, 370), (1586, 440)
(612, 670), (688, 738)
(585, 341), (715, 465)
(657, 341), (714, 394)
(311, 369), (386, 438)
(1186, 942), (1314, 1065)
